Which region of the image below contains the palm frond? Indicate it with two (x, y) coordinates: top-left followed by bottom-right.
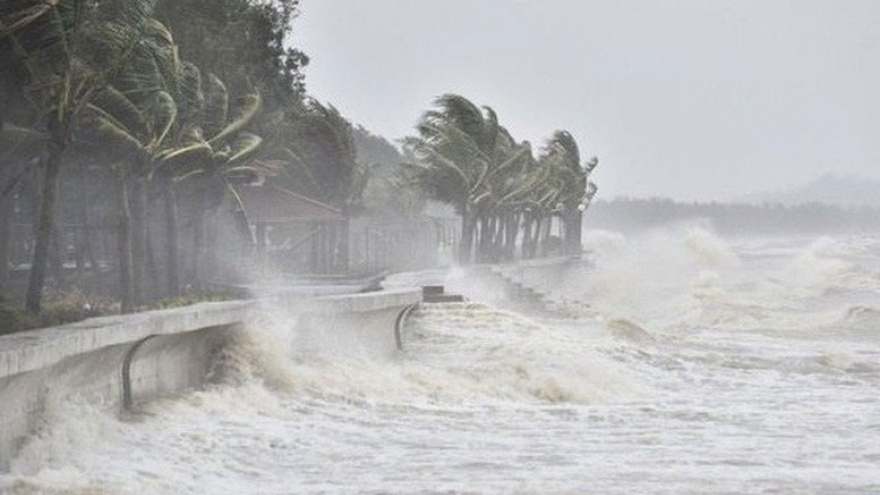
(90, 86), (150, 140)
(224, 132), (262, 165)
(154, 140), (212, 170)
(202, 73), (228, 137)
(177, 61), (204, 122)
(148, 90), (177, 150)
(80, 108), (147, 157)
(207, 89), (261, 147)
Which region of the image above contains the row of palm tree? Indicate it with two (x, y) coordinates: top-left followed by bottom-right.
(404, 94), (599, 264)
(1, 3), (600, 319)
(2, 1), (167, 313)
(0, 1), (358, 315)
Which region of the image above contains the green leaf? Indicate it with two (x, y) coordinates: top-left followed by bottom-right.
(203, 73), (229, 137)
(224, 132), (262, 165)
(207, 89), (261, 147)
(90, 86), (150, 141)
(149, 91), (177, 151)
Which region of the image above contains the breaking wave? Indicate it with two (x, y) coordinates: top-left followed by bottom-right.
(4, 229), (880, 495)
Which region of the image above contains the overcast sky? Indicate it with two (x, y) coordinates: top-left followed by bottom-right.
(295, 0), (880, 201)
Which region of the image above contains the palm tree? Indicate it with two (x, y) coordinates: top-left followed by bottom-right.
(538, 131), (599, 255)
(483, 140), (543, 261)
(405, 94), (530, 263)
(1, 0), (157, 312)
(159, 75), (265, 287)
(81, 85), (176, 311)
(80, 11), (268, 298)
(81, 21), (194, 305)
(276, 99), (367, 273)
(0, 125), (46, 292)
(520, 157), (557, 259)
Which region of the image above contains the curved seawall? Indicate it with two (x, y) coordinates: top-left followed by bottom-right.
(0, 288), (420, 470)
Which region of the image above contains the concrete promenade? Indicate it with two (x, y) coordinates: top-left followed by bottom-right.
(0, 287), (421, 470)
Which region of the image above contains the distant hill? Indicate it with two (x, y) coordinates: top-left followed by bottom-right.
(742, 174), (880, 208)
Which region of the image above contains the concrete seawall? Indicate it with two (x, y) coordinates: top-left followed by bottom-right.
(0, 288), (420, 470)
(452, 255), (591, 314)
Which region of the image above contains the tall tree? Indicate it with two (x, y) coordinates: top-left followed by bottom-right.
(81, 18), (207, 305)
(405, 94), (530, 263)
(163, 77), (266, 286)
(154, 0), (308, 152)
(276, 100), (367, 272)
(539, 131), (598, 255)
(1, 0), (158, 312)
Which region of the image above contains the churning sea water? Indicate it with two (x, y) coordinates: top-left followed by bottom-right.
(2, 227), (879, 494)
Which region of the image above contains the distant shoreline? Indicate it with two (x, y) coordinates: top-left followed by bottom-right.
(585, 197), (880, 235)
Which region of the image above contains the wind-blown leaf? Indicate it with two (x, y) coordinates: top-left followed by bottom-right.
(0, 5), (52, 39)
(203, 73), (228, 137)
(154, 140), (212, 170)
(149, 90), (177, 150)
(90, 86), (150, 141)
(80, 105), (146, 157)
(0, 124), (46, 158)
(177, 61), (204, 122)
(225, 132), (262, 165)
(207, 89), (261, 147)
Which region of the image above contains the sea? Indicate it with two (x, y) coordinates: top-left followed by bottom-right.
(2, 226), (879, 494)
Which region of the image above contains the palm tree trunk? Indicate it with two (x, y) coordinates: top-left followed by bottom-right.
(478, 214), (491, 263)
(75, 164), (89, 278)
(131, 176), (147, 306)
(163, 181), (180, 297)
(49, 224), (64, 288)
(505, 212), (519, 261)
(536, 215), (547, 258)
(493, 214), (505, 261)
(562, 206), (583, 255)
(115, 166), (134, 314)
(529, 215), (542, 259)
(82, 211), (98, 279)
(539, 216), (553, 257)
(489, 215), (498, 263)
(25, 150), (62, 313)
(192, 208), (205, 290)
(309, 222), (319, 273)
(520, 213), (531, 260)
(459, 208), (475, 264)
(146, 235), (159, 300)
(487, 215), (497, 263)
(0, 194), (11, 292)
(206, 212), (220, 281)
(339, 213), (350, 274)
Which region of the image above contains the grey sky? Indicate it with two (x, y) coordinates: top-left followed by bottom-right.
(295, 0), (880, 200)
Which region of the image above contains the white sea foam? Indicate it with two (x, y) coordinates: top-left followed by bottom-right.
(581, 229), (627, 258)
(3, 231), (880, 495)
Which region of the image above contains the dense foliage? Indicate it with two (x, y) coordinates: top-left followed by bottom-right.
(0, 1), (600, 321)
(404, 94), (598, 263)
(0, 0), (376, 314)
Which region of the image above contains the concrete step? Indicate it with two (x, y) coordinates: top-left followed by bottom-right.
(423, 294), (466, 303)
(419, 285), (465, 303)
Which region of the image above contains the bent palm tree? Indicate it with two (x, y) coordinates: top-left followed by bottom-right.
(158, 76), (266, 286)
(405, 94), (531, 263)
(539, 131), (599, 255)
(80, 19), (185, 308)
(273, 99), (368, 272)
(1, 0), (157, 312)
